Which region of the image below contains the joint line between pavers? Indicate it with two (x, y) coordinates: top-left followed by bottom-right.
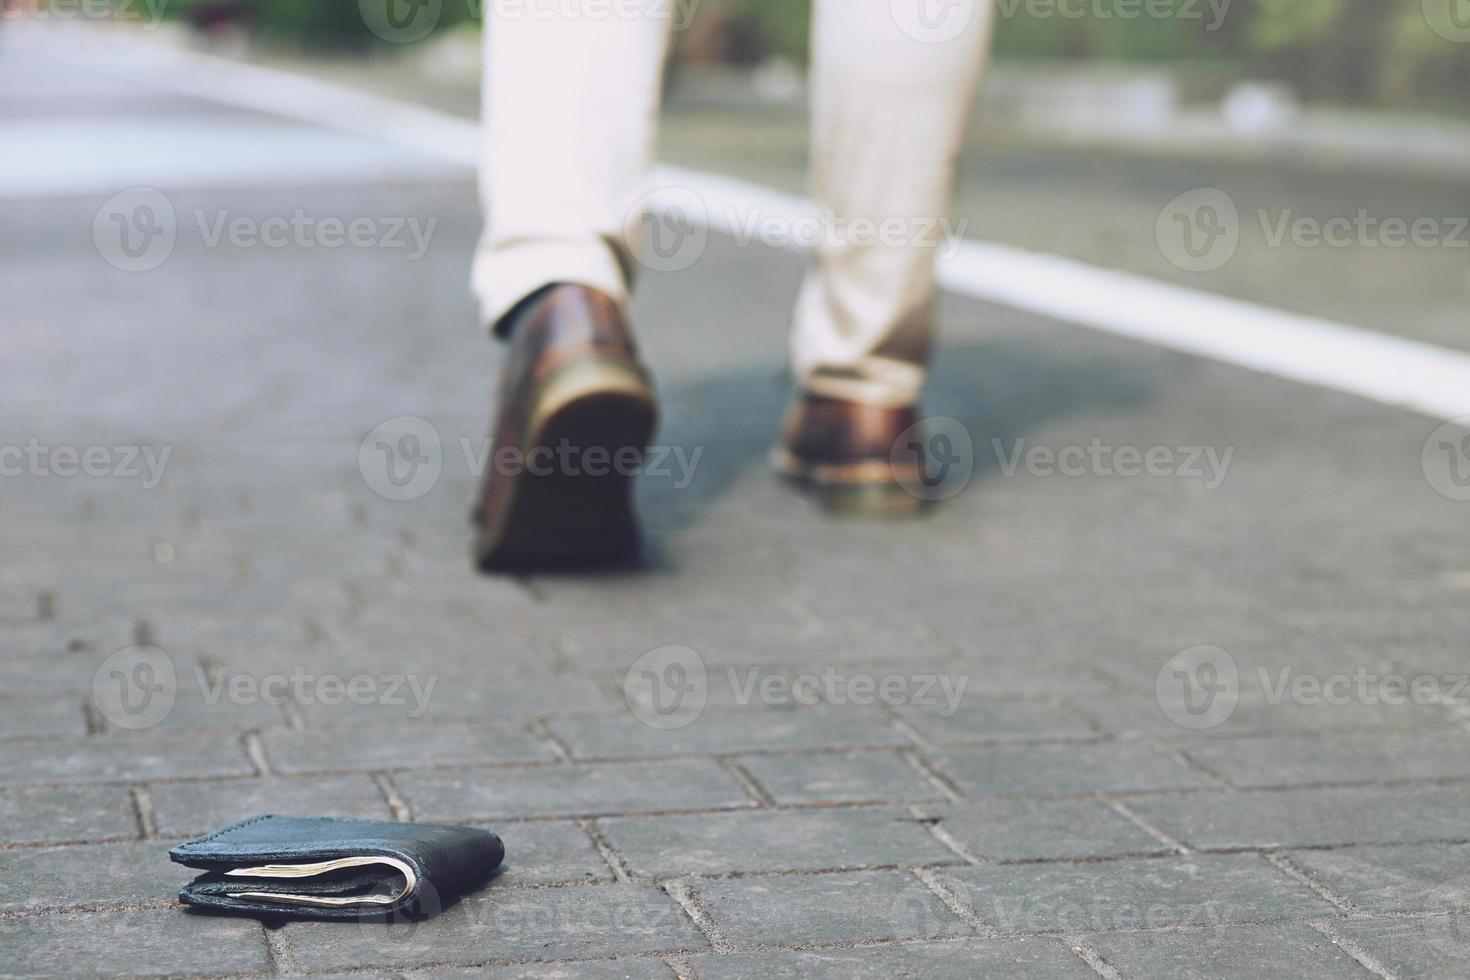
(0, 899), (180, 920)
(908, 803), (987, 865)
(279, 700), (307, 731)
(527, 719), (574, 761)
(882, 711), (934, 752)
(262, 921), (292, 975)
(899, 749), (964, 803)
(241, 731), (272, 776)
(578, 818), (634, 883)
(663, 955), (695, 980)
(1310, 919), (1398, 979)
(373, 771), (413, 823)
(913, 867), (992, 937)
(719, 758), (776, 807)
(129, 785), (157, 838)
(1104, 798), (1191, 855)
(80, 695), (107, 736)
(1261, 851), (1358, 915)
(132, 617), (157, 649)
(1066, 937), (1128, 980)
(1149, 740), (1232, 790)
(661, 878), (734, 954)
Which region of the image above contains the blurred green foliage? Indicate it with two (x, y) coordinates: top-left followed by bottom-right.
(166, 0), (477, 49)
(717, 0), (1470, 108)
(166, 0), (1468, 109)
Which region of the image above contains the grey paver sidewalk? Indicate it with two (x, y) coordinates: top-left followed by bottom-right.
(4, 41), (1470, 980)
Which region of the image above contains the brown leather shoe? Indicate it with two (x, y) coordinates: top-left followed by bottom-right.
(473, 284), (657, 570)
(771, 393), (926, 514)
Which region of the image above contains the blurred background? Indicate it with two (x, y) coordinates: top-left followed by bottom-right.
(10, 0), (1464, 346)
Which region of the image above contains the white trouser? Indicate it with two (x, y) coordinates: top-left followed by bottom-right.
(474, 0), (994, 408)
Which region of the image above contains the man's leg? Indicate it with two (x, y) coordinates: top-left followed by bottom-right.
(793, 0), (994, 408)
(473, 2), (675, 331)
(774, 0), (994, 509)
(472, 4), (673, 569)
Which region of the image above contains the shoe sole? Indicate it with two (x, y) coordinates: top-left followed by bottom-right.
(476, 360), (657, 570)
(769, 447), (927, 517)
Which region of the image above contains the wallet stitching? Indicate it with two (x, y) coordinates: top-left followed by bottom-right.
(175, 815), (408, 853)
(176, 814), (277, 850)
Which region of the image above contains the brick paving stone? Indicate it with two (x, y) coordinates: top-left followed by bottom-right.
(598, 807), (961, 876)
(695, 870), (972, 949)
(1075, 693), (1455, 739)
(734, 750), (942, 804)
(1288, 843), (1470, 913)
(397, 760), (755, 821)
(940, 855), (1337, 932)
(261, 722), (556, 774)
(141, 612), (320, 662)
(615, 661), (804, 714)
(0, 695), (88, 737)
(0, 732), (253, 785)
(488, 820), (615, 885)
(688, 938), (1095, 979)
(891, 699), (1096, 745)
(281, 882), (707, 970)
(297, 675), (615, 727)
(545, 623), (925, 671)
(1127, 785), (1470, 850)
(930, 798), (1174, 861)
(149, 775), (393, 837)
(1082, 923), (1371, 979)
(546, 708), (907, 761)
(329, 613), (555, 676)
(0, 907), (271, 976)
(0, 784), (138, 845)
(92, 684), (289, 734)
(0, 618), (136, 662)
(412, 963), (676, 979)
(930, 741), (1206, 797)
(0, 840), (183, 911)
(0, 654), (120, 697)
(1331, 916), (1470, 980)
(853, 658), (1116, 700)
(1179, 732), (1470, 788)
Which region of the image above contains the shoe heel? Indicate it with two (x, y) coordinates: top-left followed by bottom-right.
(476, 359), (657, 570)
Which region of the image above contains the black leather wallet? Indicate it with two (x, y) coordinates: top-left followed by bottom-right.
(170, 815), (504, 921)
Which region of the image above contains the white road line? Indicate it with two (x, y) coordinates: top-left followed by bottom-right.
(54, 27), (1470, 424)
(654, 166), (1470, 423)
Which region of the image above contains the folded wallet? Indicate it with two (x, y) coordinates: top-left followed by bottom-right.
(169, 815), (505, 921)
